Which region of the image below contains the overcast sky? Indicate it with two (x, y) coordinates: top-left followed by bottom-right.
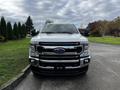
(0, 0), (120, 30)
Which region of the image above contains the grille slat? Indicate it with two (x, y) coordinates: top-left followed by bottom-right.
(39, 55), (80, 60)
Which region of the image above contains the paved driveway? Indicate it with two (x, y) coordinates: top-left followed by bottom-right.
(14, 43), (120, 90)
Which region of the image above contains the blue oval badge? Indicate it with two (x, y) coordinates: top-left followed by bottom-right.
(53, 47), (65, 54)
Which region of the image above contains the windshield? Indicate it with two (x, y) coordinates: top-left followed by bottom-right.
(41, 24), (79, 34)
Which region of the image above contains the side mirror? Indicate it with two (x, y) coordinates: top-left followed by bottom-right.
(31, 30), (39, 37)
(79, 29), (89, 37)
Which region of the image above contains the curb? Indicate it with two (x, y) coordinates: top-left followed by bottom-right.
(0, 65), (31, 90)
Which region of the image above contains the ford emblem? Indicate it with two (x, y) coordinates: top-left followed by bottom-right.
(53, 47), (65, 54)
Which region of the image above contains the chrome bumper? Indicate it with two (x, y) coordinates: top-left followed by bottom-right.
(29, 56), (91, 70)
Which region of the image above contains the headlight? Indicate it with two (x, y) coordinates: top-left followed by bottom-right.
(80, 50), (89, 57)
(29, 45), (39, 57)
(80, 44), (89, 57)
(84, 44), (89, 50)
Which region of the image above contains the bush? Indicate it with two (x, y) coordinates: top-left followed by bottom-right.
(0, 36), (5, 42)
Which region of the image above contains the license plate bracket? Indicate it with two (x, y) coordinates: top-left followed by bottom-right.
(54, 66), (65, 70)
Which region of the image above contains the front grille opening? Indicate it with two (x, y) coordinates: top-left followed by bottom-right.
(39, 61), (80, 67)
(39, 42), (80, 46)
(37, 46), (43, 53)
(76, 46), (82, 53)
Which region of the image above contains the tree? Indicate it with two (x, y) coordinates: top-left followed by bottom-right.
(87, 21), (102, 36)
(113, 17), (120, 36)
(97, 20), (109, 36)
(13, 22), (19, 39)
(87, 20), (109, 37)
(6, 22), (13, 40)
(0, 16), (7, 40)
(18, 22), (22, 38)
(25, 16), (34, 34)
(0, 20), (1, 36)
(21, 24), (27, 38)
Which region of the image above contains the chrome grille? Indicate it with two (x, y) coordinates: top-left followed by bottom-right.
(37, 42), (83, 59)
(36, 42), (83, 67)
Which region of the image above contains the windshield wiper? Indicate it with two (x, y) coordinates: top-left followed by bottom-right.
(41, 32), (57, 34)
(59, 32), (74, 34)
(41, 32), (74, 34)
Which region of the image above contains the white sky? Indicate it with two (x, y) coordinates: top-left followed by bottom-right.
(0, 0), (120, 30)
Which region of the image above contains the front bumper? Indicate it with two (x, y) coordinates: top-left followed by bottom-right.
(29, 56), (91, 75)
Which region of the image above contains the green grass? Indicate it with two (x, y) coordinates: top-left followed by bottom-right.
(0, 39), (30, 87)
(88, 36), (120, 45)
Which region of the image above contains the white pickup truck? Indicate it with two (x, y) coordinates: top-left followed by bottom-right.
(29, 23), (91, 76)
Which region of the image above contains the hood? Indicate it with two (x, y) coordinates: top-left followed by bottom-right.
(31, 33), (88, 44)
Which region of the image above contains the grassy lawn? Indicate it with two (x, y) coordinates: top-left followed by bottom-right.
(0, 38), (30, 87)
(88, 37), (120, 45)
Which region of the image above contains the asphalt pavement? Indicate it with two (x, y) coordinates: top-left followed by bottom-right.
(14, 43), (120, 90)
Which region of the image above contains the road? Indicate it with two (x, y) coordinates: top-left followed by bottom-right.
(14, 43), (120, 90)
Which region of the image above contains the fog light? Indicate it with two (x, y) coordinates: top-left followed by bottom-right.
(31, 60), (34, 62)
(31, 59), (39, 67)
(85, 59), (88, 63)
(84, 59), (90, 64)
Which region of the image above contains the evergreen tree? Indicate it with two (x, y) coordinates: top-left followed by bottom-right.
(6, 22), (13, 40)
(25, 16), (34, 34)
(1, 16), (7, 40)
(21, 24), (27, 38)
(13, 22), (19, 39)
(18, 22), (22, 38)
(0, 20), (1, 36)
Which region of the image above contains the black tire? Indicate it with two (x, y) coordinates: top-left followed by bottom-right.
(80, 65), (89, 75)
(32, 70), (41, 78)
(30, 66), (40, 77)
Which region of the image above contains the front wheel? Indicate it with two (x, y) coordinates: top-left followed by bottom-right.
(31, 69), (38, 75)
(30, 66), (40, 77)
(80, 65), (89, 75)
